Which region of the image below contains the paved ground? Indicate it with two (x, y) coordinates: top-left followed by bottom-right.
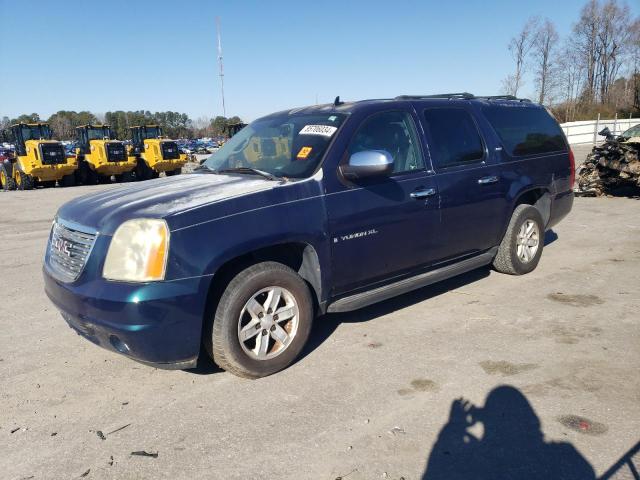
(1, 168), (639, 479)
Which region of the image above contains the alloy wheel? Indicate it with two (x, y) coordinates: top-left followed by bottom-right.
(237, 286), (299, 360)
(516, 219), (540, 263)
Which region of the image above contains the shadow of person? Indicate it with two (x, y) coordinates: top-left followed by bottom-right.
(422, 385), (595, 480)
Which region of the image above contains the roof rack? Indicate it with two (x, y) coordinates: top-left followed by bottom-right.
(395, 93), (475, 100)
(394, 93), (531, 102)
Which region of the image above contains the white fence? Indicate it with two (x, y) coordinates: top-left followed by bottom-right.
(560, 115), (640, 145)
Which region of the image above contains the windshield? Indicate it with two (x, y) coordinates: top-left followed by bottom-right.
(87, 127), (113, 141)
(21, 125), (51, 141)
(143, 127), (161, 139)
(203, 112), (346, 178)
(622, 123), (640, 138)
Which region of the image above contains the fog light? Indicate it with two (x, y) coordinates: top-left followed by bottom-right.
(109, 335), (130, 354)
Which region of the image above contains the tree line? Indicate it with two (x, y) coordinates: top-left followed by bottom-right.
(0, 111), (244, 143)
(503, 0), (640, 122)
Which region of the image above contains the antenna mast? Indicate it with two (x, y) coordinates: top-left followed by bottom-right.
(216, 16), (226, 117)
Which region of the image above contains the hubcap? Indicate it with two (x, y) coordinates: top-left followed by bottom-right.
(237, 286), (299, 360)
(516, 219), (540, 263)
(0, 170), (5, 186)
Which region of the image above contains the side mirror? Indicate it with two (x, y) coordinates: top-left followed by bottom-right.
(340, 150), (394, 180)
(598, 127), (611, 137)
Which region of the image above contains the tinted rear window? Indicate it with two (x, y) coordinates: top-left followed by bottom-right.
(482, 106), (566, 156)
(423, 108), (484, 167)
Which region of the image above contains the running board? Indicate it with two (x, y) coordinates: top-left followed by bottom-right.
(327, 248), (497, 313)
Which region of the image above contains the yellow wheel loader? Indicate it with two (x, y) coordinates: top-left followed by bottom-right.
(127, 125), (187, 180)
(74, 125), (136, 184)
(1, 123), (77, 191)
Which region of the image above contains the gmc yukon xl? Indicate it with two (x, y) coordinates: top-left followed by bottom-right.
(43, 93), (574, 378)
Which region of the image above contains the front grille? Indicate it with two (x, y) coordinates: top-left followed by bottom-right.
(106, 142), (127, 162)
(48, 221), (97, 282)
(161, 141), (180, 160)
(40, 144), (66, 165)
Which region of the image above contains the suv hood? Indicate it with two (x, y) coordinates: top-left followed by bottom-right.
(57, 173), (275, 235)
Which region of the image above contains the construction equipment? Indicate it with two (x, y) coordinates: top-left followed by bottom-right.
(127, 125), (187, 180)
(0, 123), (77, 191)
(74, 125), (135, 184)
(576, 126), (640, 196)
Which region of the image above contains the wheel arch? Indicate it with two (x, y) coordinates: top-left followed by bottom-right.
(512, 186), (552, 228)
(203, 241), (324, 318)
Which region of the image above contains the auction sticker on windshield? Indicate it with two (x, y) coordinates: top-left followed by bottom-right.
(299, 125), (337, 137)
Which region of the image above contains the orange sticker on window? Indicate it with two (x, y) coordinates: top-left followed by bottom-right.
(296, 146), (312, 159)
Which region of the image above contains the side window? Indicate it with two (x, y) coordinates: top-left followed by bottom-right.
(423, 108), (484, 168)
(348, 111), (424, 174)
(482, 105), (566, 156)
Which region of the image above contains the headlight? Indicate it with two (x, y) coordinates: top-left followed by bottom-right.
(103, 219), (169, 282)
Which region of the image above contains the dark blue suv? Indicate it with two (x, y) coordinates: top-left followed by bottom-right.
(43, 93), (574, 378)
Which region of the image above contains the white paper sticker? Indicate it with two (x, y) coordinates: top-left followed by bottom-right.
(299, 125), (337, 137)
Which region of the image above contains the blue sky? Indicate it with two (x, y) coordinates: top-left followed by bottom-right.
(1, 0), (638, 122)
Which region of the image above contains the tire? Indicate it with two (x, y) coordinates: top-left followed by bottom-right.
(206, 261), (314, 378)
(493, 204), (545, 275)
(166, 168), (182, 177)
(77, 161), (98, 185)
(40, 180), (56, 188)
(60, 174), (76, 187)
(0, 164), (15, 191)
(116, 171), (135, 183)
(17, 171), (34, 190)
(136, 159), (154, 181)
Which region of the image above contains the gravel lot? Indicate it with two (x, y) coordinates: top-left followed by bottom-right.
(1, 161), (638, 479)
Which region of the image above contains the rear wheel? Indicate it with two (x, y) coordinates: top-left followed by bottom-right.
(16, 171), (34, 190)
(0, 165), (16, 191)
(206, 262), (314, 378)
(493, 204), (544, 275)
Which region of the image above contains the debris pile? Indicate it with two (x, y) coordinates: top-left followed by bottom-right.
(576, 130), (640, 196)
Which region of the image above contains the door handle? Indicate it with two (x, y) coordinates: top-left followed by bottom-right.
(478, 175), (499, 185)
(410, 187), (437, 199)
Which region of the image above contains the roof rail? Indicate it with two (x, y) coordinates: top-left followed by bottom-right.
(394, 93), (531, 102)
(395, 92), (475, 100)
(476, 95), (531, 102)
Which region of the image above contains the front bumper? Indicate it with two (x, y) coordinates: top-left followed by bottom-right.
(43, 265), (210, 369)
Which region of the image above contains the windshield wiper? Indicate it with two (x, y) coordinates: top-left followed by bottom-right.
(217, 167), (279, 181)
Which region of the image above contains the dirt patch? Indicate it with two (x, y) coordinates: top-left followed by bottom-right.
(557, 415), (608, 435)
(547, 293), (604, 307)
(397, 378), (438, 396)
(549, 325), (603, 345)
(410, 379), (438, 392)
(479, 360), (539, 376)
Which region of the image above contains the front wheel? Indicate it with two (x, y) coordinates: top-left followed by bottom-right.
(60, 174), (76, 187)
(16, 171), (34, 190)
(165, 168), (182, 177)
(0, 164), (15, 191)
(206, 262), (313, 378)
(493, 204), (544, 275)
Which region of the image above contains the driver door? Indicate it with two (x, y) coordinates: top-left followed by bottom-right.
(325, 109), (441, 296)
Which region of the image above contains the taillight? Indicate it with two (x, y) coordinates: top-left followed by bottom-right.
(568, 148), (575, 186)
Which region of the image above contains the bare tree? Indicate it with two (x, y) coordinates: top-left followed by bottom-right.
(596, 0), (632, 103)
(532, 18), (559, 105)
(557, 40), (585, 121)
(505, 18), (538, 96)
(573, 0), (600, 103)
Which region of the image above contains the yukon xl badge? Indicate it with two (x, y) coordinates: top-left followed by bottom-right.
(333, 229), (379, 243)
